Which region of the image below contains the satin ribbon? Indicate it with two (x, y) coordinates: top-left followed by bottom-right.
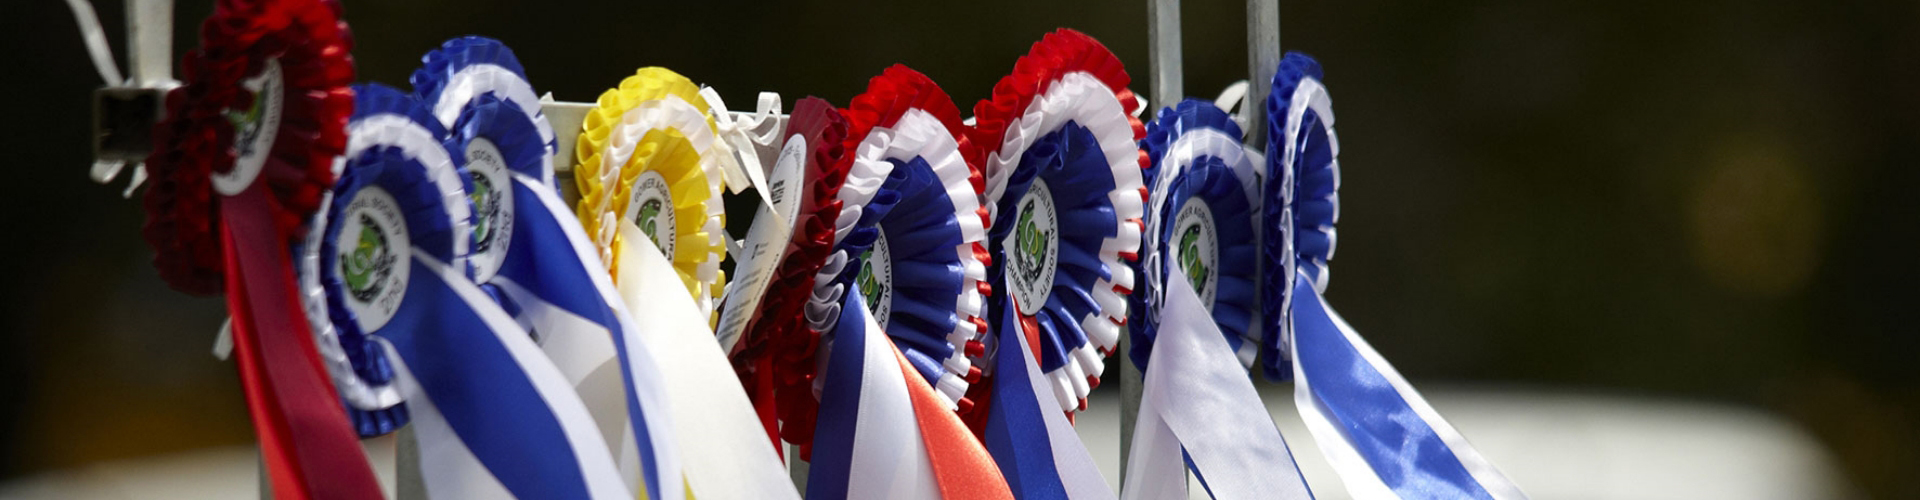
(489, 172), (684, 499)
(1122, 268), (1313, 500)
(1267, 53), (1526, 500)
(222, 186), (384, 500)
(372, 250), (629, 499)
(980, 296), (1115, 500)
(809, 291), (1013, 500)
(614, 225), (800, 500)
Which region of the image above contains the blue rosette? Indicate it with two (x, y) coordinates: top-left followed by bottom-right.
(1129, 99), (1261, 372)
(411, 37), (556, 319)
(301, 83), (472, 437)
(1261, 52), (1341, 380)
(410, 36), (558, 187)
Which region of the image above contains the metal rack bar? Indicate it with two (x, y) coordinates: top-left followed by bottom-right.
(1247, 0), (1280, 150)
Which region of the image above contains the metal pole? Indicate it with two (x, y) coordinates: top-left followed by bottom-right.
(1246, 0), (1280, 150)
(125, 0), (172, 85)
(1127, 0), (1181, 487)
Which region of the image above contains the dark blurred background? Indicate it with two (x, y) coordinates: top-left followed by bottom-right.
(4, 0), (1917, 497)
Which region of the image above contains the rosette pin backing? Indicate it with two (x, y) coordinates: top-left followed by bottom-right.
(574, 68), (729, 322)
(965, 29), (1148, 414)
(305, 83), (469, 437)
(410, 37), (554, 305)
(1129, 99), (1261, 372)
(1261, 52), (1340, 380)
(835, 65), (990, 413)
(143, 0), (355, 294)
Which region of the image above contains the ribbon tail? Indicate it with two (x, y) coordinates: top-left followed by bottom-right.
(893, 319), (1014, 500)
(501, 174), (685, 499)
(983, 298), (1115, 500)
(615, 224), (800, 500)
(382, 250), (630, 500)
(1133, 268), (1313, 499)
(221, 189), (383, 500)
(1289, 273), (1526, 500)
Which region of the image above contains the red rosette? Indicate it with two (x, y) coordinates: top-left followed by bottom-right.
(142, 0), (354, 294)
(960, 28), (1150, 433)
(737, 97), (851, 457)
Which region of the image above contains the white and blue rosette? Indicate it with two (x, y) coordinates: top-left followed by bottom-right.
(410, 36), (558, 188)
(1119, 98), (1314, 500)
(1129, 98), (1262, 371)
(1265, 52), (1526, 499)
(412, 37), (683, 499)
(310, 83), (628, 499)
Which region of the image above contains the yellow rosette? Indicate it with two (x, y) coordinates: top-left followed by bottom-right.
(575, 67), (729, 323)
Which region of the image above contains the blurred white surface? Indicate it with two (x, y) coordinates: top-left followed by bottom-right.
(0, 387), (1853, 499)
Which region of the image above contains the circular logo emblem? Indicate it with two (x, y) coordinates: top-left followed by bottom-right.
(768, 136), (808, 222)
(857, 231), (894, 328)
(213, 59), (285, 196)
(335, 186), (411, 333)
(464, 138), (515, 281)
(1169, 199), (1219, 306)
(1007, 179), (1059, 316)
(628, 170), (677, 256)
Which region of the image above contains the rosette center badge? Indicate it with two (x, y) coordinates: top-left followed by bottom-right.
(215, 59), (286, 195)
(1009, 180), (1059, 316)
(336, 186), (410, 333)
(627, 170), (678, 256)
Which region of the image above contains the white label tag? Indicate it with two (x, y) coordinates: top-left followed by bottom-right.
(715, 135), (808, 351)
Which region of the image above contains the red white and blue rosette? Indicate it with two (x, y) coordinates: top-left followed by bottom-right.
(1264, 53), (1527, 499)
(965, 29), (1147, 415)
(838, 65), (990, 412)
(1129, 98), (1261, 372)
(961, 29), (1140, 499)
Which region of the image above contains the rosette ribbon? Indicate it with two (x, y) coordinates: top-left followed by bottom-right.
(1120, 99), (1313, 500)
(574, 67), (730, 323)
(807, 287), (1014, 500)
(963, 29), (1143, 500)
(581, 80), (795, 498)
(724, 97), (852, 455)
(412, 37), (682, 499)
(1265, 53), (1526, 499)
(315, 83), (628, 499)
(839, 65), (990, 414)
(793, 68), (1008, 499)
(140, 1), (382, 497)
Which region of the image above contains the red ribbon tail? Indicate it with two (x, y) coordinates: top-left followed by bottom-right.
(754, 356), (783, 458)
(222, 188), (383, 499)
(893, 345), (1013, 500)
